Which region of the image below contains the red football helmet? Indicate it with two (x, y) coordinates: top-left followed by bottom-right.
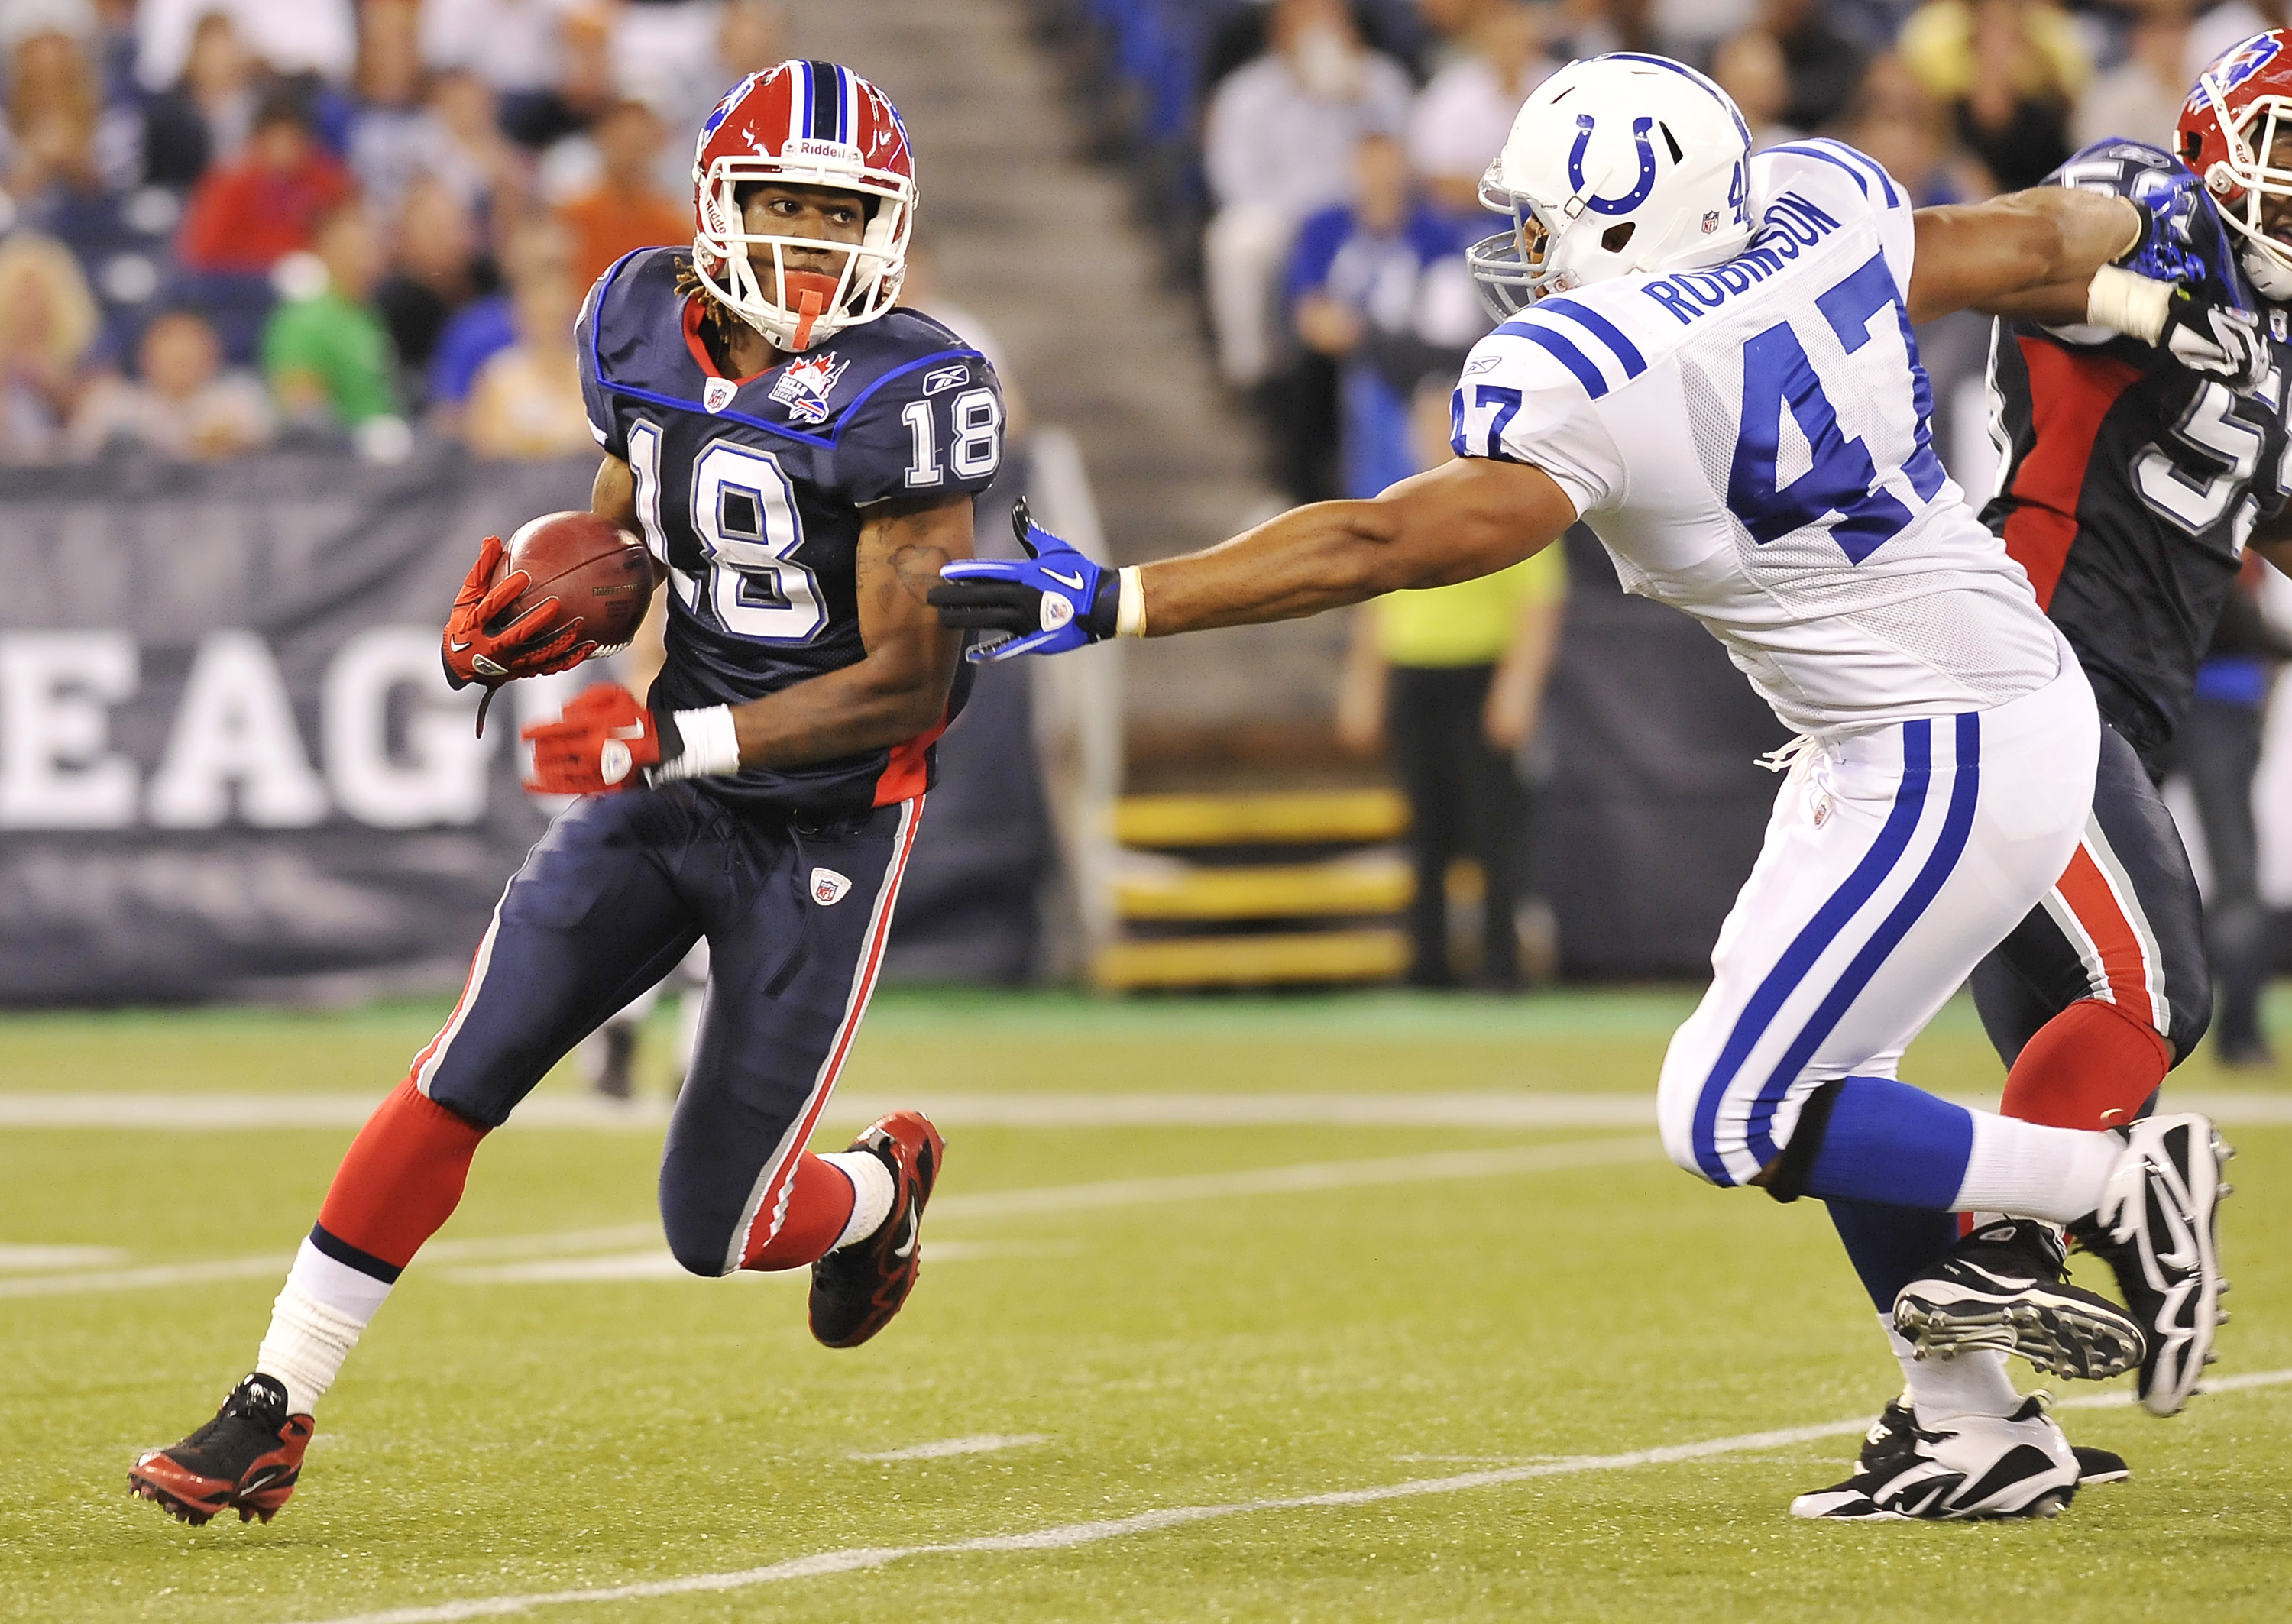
(691, 60), (915, 351)
(2179, 29), (2292, 299)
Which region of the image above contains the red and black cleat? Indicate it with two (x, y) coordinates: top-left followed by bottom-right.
(809, 1111), (946, 1348)
(128, 1373), (312, 1525)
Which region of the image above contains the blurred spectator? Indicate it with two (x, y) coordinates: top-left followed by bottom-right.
(1290, 133), (1484, 500)
(347, 0), (432, 217)
(465, 256), (589, 458)
(2074, 2), (2193, 150)
(1843, 52), (1994, 201)
(375, 176), (495, 412)
(1202, 0), (1412, 392)
(1407, 2), (1559, 215)
(1552, 0), (1662, 57)
(505, 4), (616, 153)
(2187, 2), (2282, 83)
(263, 198), (397, 429)
(177, 89), (353, 273)
(138, 9), (254, 191)
(555, 98), (688, 290)
(1712, 27), (1803, 151)
(427, 212), (571, 436)
(1900, 0), (2090, 191)
(1763, 0), (1867, 134)
(134, 0), (356, 91)
(2162, 555), (2292, 1067)
(66, 306), (270, 458)
(0, 230), (99, 462)
(642, 0), (785, 187)
(419, 0), (575, 125)
(1337, 375), (1565, 990)
(418, 69), (536, 231)
(8, 69), (176, 360)
(1650, 0), (1758, 60)
(4, 8), (141, 193)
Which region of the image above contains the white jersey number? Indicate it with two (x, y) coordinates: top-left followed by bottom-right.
(627, 420), (828, 645)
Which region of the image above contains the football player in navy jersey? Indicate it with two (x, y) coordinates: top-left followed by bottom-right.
(129, 62), (1002, 1527)
(1856, 37), (2292, 1459)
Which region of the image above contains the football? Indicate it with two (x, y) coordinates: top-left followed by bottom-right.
(490, 510), (656, 656)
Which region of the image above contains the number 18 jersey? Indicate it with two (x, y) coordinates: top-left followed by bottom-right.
(578, 247), (1005, 816)
(1454, 139), (2060, 739)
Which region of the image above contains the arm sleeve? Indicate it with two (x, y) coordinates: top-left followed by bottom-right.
(832, 354), (1006, 507)
(574, 272), (623, 457)
(1449, 328), (1627, 518)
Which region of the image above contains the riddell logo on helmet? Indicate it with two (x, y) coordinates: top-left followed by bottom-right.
(785, 138), (858, 162)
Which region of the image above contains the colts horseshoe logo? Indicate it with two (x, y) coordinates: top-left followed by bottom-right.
(1567, 114), (1659, 217)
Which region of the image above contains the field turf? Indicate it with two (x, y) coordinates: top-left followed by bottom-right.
(2, 988), (2288, 1622)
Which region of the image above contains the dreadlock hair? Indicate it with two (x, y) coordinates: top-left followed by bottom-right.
(672, 254), (748, 369)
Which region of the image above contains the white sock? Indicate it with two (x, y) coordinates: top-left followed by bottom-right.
(254, 1238), (390, 1415)
(1882, 1314), (2019, 1423)
(1950, 1112), (2122, 1221)
(823, 1150), (895, 1250)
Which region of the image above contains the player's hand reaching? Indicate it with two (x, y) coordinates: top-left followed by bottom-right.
(2161, 296), (2271, 392)
(928, 500), (1121, 662)
(520, 683), (662, 794)
(440, 535), (594, 691)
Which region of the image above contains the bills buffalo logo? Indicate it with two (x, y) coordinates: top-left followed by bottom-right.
(2213, 33), (2284, 95)
(770, 351), (850, 424)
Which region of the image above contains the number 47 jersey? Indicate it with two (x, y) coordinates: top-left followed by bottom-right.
(1455, 138), (2061, 739)
(578, 245), (1005, 815)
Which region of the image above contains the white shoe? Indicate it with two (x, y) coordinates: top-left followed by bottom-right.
(1789, 1395), (2080, 1521)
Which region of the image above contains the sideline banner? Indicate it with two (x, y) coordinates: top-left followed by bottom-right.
(0, 453), (597, 1004)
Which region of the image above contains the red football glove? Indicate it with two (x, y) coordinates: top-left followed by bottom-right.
(521, 683), (662, 795)
(441, 535), (595, 691)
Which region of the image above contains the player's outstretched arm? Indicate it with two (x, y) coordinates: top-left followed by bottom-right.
(931, 457), (1573, 651)
(1905, 188), (2142, 326)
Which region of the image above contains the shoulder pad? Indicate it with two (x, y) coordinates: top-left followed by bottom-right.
(1478, 292), (1653, 403)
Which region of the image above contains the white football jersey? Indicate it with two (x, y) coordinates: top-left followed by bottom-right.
(1455, 139), (2061, 738)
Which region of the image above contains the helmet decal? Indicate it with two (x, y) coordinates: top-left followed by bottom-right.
(1569, 115), (1659, 216)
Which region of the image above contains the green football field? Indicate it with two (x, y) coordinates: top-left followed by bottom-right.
(3, 988), (2288, 1622)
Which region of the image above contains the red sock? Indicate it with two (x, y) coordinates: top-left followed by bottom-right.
(740, 1155), (856, 1272)
(1999, 998), (2171, 1131)
(316, 1079), (489, 1270)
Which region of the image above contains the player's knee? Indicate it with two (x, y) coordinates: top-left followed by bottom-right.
(657, 1198), (736, 1279)
(2167, 983), (2212, 1068)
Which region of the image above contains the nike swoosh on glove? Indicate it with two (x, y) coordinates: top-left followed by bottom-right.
(441, 534), (596, 691)
(520, 683), (662, 794)
(927, 499), (1118, 662)
(2116, 166), (2213, 286)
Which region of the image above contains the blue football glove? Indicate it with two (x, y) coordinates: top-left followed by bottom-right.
(2116, 162), (2212, 286)
(929, 499), (1118, 662)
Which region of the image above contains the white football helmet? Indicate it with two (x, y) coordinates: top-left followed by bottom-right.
(1468, 53), (1754, 316)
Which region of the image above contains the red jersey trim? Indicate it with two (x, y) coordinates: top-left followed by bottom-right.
(682, 296), (772, 384)
(872, 703), (949, 806)
(1999, 338), (2147, 608)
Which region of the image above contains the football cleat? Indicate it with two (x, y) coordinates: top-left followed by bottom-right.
(2077, 1113), (2232, 1417)
(1791, 1395), (2080, 1521)
(1892, 1218), (2146, 1380)
(1858, 1393), (2128, 1488)
(809, 1110), (944, 1349)
(128, 1373), (312, 1525)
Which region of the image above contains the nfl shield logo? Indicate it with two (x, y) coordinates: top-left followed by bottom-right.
(703, 377), (737, 414)
(810, 867), (853, 906)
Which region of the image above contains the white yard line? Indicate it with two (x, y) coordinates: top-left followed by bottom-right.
(441, 1239), (1030, 1285)
(850, 1435), (1048, 1463)
(8, 1089), (2292, 1131)
(1, 1137), (1655, 1301)
(293, 1369), (2292, 1624)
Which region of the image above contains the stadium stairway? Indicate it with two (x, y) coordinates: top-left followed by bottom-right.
(791, 0), (1352, 754)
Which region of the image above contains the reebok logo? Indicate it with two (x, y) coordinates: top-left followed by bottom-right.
(811, 867), (853, 906)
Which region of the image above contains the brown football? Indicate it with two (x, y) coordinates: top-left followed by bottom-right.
(489, 510), (656, 656)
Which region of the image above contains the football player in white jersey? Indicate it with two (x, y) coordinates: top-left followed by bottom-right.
(931, 54), (2242, 1522)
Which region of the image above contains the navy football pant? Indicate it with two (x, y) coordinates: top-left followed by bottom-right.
(390, 785), (920, 1277)
(1970, 721), (2209, 1069)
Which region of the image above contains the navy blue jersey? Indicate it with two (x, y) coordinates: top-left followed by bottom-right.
(577, 247), (1002, 815)
(1984, 141), (2292, 765)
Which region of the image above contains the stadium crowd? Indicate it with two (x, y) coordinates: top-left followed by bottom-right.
(1060, 0), (2286, 502)
(0, 0), (785, 464)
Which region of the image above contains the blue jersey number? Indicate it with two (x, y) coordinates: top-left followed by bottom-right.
(1727, 253), (1946, 564)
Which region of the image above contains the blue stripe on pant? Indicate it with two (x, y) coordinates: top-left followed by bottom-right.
(1688, 713), (1981, 1182)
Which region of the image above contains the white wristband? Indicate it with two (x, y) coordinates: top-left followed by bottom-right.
(2086, 264), (2172, 345)
(653, 704), (742, 781)
(1115, 565), (1147, 639)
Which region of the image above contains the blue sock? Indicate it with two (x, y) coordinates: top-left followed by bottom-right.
(1799, 1076), (1974, 1208)
(1825, 1199), (1962, 1312)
